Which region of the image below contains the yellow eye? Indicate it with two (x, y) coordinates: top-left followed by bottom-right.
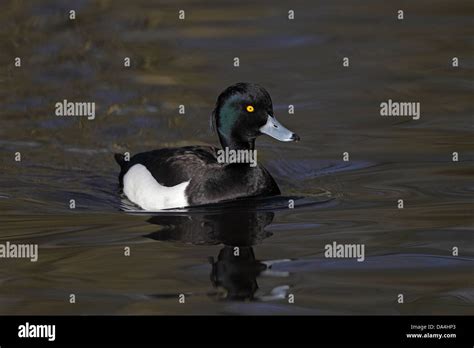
(246, 105), (254, 112)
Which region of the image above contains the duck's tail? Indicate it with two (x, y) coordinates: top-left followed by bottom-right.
(114, 153), (126, 168)
(114, 153), (128, 188)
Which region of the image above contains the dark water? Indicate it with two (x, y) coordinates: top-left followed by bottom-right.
(0, 0), (473, 314)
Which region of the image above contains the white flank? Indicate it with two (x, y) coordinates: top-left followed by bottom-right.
(123, 164), (190, 210)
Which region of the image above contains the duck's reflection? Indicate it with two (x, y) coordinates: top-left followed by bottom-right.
(209, 245), (266, 300)
(144, 209), (287, 301)
(144, 210), (273, 246)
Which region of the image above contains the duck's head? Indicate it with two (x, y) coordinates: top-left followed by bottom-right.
(212, 83), (300, 150)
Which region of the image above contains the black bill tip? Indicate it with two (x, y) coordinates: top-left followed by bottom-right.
(290, 133), (301, 142)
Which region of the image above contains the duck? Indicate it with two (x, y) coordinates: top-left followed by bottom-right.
(114, 82), (300, 210)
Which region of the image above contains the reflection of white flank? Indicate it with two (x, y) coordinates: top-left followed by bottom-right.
(259, 285), (290, 301)
(123, 164), (189, 211)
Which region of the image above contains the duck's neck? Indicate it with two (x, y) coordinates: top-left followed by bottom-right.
(218, 133), (255, 151)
